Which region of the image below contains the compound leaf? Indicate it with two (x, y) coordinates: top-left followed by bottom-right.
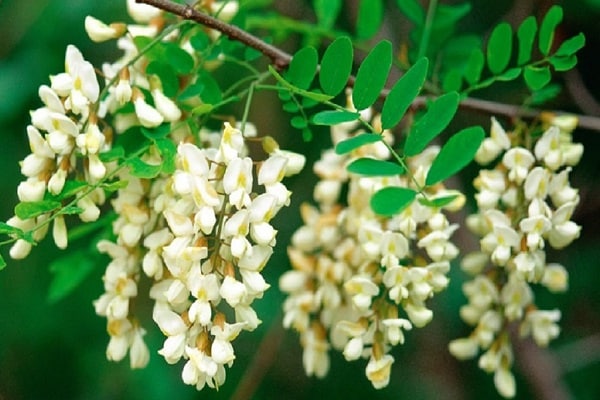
(352, 40), (392, 110)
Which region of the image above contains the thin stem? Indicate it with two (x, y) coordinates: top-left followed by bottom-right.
(417, 0), (439, 61)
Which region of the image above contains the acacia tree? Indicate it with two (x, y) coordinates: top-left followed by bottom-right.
(1, 0), (596, 398)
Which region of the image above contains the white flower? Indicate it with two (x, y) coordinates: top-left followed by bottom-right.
(50, 45), (99, 115)
(475, 117), (511, 164)
(223, 157), (253, 209)
(541, 263), (568, 292)
(133, 89), (164, 128)
(152, 88), (182, 121)
(365, 354), (394, 389)
(534, 126), (562, 170)
(449, 337), (479, 360)
(494, 367), (516, 398)
(85, 16), (126, 42)
(502, 147), (535, 184)
(127, 0), (162, 23)
(344, 276), (380, 312)
(130, 326), (150, 368)
(220, 276), (247, 307)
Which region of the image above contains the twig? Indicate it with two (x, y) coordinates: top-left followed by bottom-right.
(136, 0), (600, 131)
(136, 0), (291, 69)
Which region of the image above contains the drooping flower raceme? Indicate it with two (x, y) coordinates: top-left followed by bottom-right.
(280, 104), (464, 389)
(450, 117), (582, 398)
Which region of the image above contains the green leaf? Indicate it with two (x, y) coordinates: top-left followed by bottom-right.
(101, 180), (129, 193)
(314, 0), (342, 29)
(549, 55), (578, 71)
(312, 110), (360, 125)
(487, 22), (513, 74)
(291, 116), (308, 129)
(190, 30), (210, 50)
(319, 36), (353, 96)
(524, 65), (551, 91)
(443, 69), (463, 92)
(47, 250), (95, 303)
(555, 33), (586, 57)
(0, 254), (6, 271)
(529, 83), (561, 105)
(352, 40), (392, 110)
(146, 61), (179, 97)
(418, 194), (460, 208)
(497, 67), (522, 81)
(99, 146), (125, 162)
(141, 124), (171, 140)
(127, 157), (162, 179)
(404, 92), (460, 156)
(52, 180), (88, 200)
(370, 187), (417, 216)
(0, 222), (24, 236)
(164, 42), (195, 74)
(517, 16), (538, 65)
(539, 5), (563, 56)
(192, 103), (214, 115)
(156, 138), (177, 174)
(133, 36), (163, 60)
(425, 126), (485, 185)
(381, 57), (428, 129)
(197, 71), (222, 104)
(347, 158), (405, 176)
(335, 133), (383, 155)
(357, 0), (383, 39)
(269, 66), (334, 102)
(15, 200), (62, 220)
(464, 49), (485, 85)
(286, 46), (319, 90)
(396, 0), (425, 25)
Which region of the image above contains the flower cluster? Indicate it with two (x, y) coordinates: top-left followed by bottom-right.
(449, 117), (582, 398)
(95, 122), (304, 388)
(7, 44), (107, 259)
(280, 103), (464, 388)
(7, 0), (308, 391)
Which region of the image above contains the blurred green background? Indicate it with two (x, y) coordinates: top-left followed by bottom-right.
(1, 0), (599, 399)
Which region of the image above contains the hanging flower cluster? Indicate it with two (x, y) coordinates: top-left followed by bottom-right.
(449, 116), (583, 398)
(6, 0), (307, 391)
(279, 103), (465, 389)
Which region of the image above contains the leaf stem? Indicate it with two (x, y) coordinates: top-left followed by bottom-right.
(417, 0), (439, 61)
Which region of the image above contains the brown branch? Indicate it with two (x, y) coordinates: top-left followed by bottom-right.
(137, 0), (600, 132)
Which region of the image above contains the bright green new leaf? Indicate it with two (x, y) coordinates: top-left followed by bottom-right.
(192, 104), (214, 115)
(283, 102), (299, 113)
(404, 92), (460, 156)
(101, 180), (128, 193)
(371, 187), (417, 216)
(381, 57), (429, 129)
(425, 126), (485, 185)
(15, 200), (62, 220)
(418, 194), (460, 208)
(319, 36), (353, 96)
(347, 158), (405, 176)
(357, 0), (383, 39)
(0, 254), (6, 271)
(127, 157), (162, 179)
(464, 49), (484, 85)
(48, 250), (95, 303)
(555, 33), (586, 57)
(0, 222), (24, 236)
(141, 124), (171, 140)
(396, 0), (425, 25)
(517, 16), (538, 65)
(539, 5), (563, 56)
(315, 0), (342, 28)
(487, 22), (513, 74)
(286, 46), (319, 90)
(335, 133), (383, 155)
(352, 40), (392, 110)
(549, 55), (578, 71)
(53, 180), (88, 200)
(497, 67), (522, 81)
(156, 138), (177, 174)
(312, 110), (360, 125)
(524, 65), (551, 91)
(269, 66), (334, 102)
